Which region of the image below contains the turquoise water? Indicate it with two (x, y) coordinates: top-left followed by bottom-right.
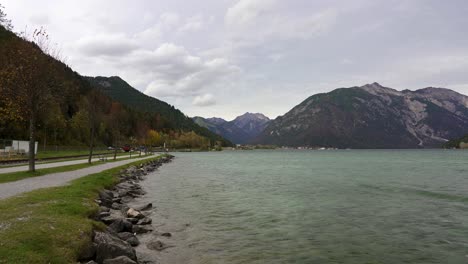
(136, 150), (468, 263)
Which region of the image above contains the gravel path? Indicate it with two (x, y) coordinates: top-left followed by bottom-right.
(0, 155), (156, 200)
(0, 153), (155, 174)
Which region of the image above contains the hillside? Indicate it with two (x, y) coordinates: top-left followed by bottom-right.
(0, 24), (230, 149)
(255, 83), (468, 148)
(193, 113), (270, 144)
(85, 77), (231, 146)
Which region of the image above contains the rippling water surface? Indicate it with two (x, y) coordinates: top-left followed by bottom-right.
(135, 150), (468, 263)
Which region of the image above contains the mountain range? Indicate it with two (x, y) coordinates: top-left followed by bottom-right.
(254, 83), (468, 148)
(193, 113), (270, 144)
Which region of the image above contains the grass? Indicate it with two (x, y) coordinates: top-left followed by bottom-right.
(0, 155), (167, 264)
(0, 154), (153, 184)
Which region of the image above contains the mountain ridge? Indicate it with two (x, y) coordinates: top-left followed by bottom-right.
(86, 76), (232, 146)
(193, 112), (270, 144)
(254, 83), (468, 148)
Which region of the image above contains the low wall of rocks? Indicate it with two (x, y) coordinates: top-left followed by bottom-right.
(79, 155), (174, 264)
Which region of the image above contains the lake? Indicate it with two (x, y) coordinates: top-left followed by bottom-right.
(134, 150), (468, 263)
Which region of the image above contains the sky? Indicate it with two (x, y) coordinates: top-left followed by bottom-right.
(3, 0), (468, 120)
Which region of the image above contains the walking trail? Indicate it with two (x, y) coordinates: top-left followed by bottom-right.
(0, 153), (153, 174)
(0, 155), (157, 200)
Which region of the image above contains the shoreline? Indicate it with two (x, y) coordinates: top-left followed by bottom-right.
(79, 154), (174, 264)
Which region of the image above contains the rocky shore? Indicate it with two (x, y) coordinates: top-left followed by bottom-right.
(79, 155), (174, 264)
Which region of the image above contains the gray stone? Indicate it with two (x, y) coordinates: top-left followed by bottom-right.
(116, 232), (139, 246)
(78, 242), (96, 261)
(146, 240), (171, 251)
(111, 203), (123, 210)
(102, 256), (137, 264)
(108, 219), (133, 233)
(132, 225), (153, 234)
(161, 232), (172, 237)
(101, 215), (121, 225)
(136, 203), (152, 211)
(137, 217), (152, 225)
(99, 190), (114, 207)
(126, 208), (144, 219)
(94, 232), (137, 263)
(99, 212), (111, 218)
(126, 218), (139, 224)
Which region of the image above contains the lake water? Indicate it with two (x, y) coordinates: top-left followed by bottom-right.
(134, 150), (468, 264)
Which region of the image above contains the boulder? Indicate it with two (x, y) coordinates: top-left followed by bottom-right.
(146, 240), (170, 251)
(108, 219), (133, 233)
(78, 242), (96, 261)
(103, 256), (137, 264)
(132, 225), (153, 234)
(99, 190), (114, 207)
(137, 217), (152, 225)
(99, 212), (111, 219)
(94, 232), (137, 263)
(161, 232), (172, 237)
(125, 218), (139, 224)
(111, 203), (123, 210)
(121, 196), (133, 204)
(136, 203), (152, 211)
(101, 215), (122, 225)
(126, 208), (144, 219)
(117, 232), (139, 247)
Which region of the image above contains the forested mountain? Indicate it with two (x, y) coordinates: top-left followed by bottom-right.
(255, 83), (468, 148)
(193, 113), (270, 144)
(0, 24), (230, 150)
(86, 76), (231, 146)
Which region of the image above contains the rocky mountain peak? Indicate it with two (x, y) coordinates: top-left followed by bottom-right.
(359, 82), (400, 96)
(192, 112), (271, 144)
(206, 117), (227, 125)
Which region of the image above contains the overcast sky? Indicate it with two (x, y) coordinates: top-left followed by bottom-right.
(3, 0), (468, 120)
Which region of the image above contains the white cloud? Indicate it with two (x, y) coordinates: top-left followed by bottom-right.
(76, 33), (138, 56)
(225, 0), (276, 28)
(135, 12), (180, 43)
(268, 53), (284, 62)
(340, 58), (353, 65)
(225, 0), (337, 46)
(193, 93), (216, 106)
(178, 14), (204, 33)
(125, 44), (241, 98)
(29, 14), (49, 25)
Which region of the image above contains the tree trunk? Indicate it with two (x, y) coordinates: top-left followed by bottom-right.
(28, 116), (36, 172)
(43, 126), (47, 151)
(113, 148), (117, 160)
(88, 125), (95, 164)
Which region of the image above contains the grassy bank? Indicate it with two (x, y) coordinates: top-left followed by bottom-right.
(0, 154), (153, 184)
(0, 155), (167, 263)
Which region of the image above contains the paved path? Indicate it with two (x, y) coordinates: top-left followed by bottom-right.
(0, 155), (156, 200)
(0, 153), (152, 174)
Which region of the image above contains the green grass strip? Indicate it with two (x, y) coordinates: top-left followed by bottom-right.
(0, 154), (168, 264)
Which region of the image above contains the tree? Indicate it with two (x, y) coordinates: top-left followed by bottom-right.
(0, 33), (62, 172)
(84, 90), (103, 164)
(146, 130), (163, 147)
(0, 4), (12, 31)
